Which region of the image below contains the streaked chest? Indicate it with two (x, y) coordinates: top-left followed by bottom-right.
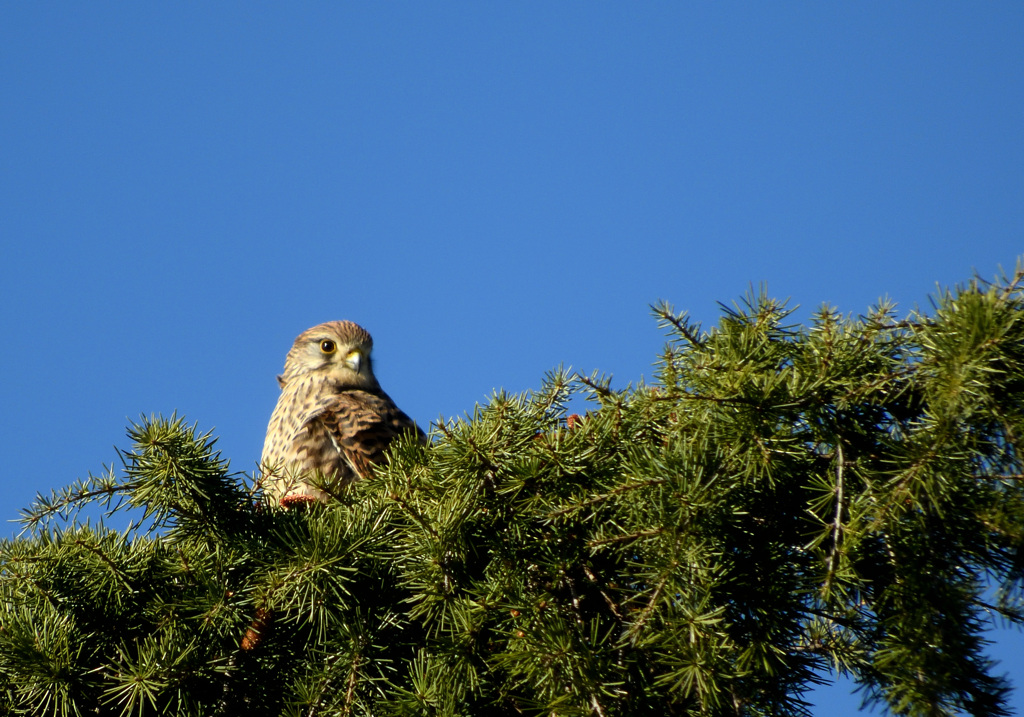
(261, 376), (330, 466)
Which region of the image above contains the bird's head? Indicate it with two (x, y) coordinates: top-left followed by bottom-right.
(278, 320), (379, 389)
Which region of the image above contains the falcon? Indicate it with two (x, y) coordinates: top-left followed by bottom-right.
(260, 320), (424, 506)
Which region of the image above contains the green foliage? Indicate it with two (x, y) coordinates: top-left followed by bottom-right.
(3, 265), (1024, 716)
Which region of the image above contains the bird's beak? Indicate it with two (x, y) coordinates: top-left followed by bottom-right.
(344, 350), (362, 373)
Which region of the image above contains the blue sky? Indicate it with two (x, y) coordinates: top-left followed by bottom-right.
(1, 4), (1021, 713)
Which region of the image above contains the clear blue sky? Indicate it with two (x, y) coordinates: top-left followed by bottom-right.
(1, 4), (1021, 713)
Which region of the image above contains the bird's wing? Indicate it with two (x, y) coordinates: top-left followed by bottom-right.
(309, 389), (422, 483)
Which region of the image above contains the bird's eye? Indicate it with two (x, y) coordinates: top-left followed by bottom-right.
(320, 340), (337, 354)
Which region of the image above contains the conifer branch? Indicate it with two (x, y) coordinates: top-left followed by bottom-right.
(823, 442), (845, 596)
(18, 473), (130, 529)
(73, 539), (130, 588)
(576, 373), (615, 398)
(463, 435), (499, 475)
(342, 653), (360, 717)
(587, 527), (664, 548)
(972, 598), (1024, 622)
(549, 479), (665, 518)
(625, 573), (668, 645)
(997, 263), (1024, 301)
(652, 301), (703, 346)
(388, 491), (440, 541)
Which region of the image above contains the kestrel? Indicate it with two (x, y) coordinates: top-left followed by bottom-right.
(260, 320), (424, 506)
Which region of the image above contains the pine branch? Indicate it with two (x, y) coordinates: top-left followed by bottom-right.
(587, 527), (664, 548)
(823, 442), (845, 596)
(997, 262), (1024, 302)
(651, 300), (703, 346)
(548, 479), (665, 519)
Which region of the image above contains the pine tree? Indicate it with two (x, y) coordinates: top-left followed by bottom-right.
(3, 265), (1023, 716)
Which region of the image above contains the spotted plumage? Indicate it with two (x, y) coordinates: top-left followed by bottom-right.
(261, 320), (423, 505)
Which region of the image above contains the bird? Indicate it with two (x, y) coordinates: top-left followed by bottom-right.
(260, 320), (424, 506)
